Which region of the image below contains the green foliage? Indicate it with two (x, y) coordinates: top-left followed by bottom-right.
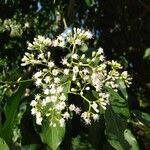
(124, 129), (139, 150)
(0, 81), (31, 146)
(143, 48), (150, 60)
(132, 110), (150, 127)
(0, 137), (9, 150)
(106, 87), (130, 119)
(72, 134), (94, 150)
(21, 144), (41, 150)
(84, 0), (95, 7)
(40, 121), (65, 150)
(105, 106), (130, 150)
(0, 0), (150, 149)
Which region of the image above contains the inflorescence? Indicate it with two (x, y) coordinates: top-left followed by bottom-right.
(21, 28), (131, 127)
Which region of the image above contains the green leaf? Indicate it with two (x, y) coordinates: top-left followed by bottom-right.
(105, 106), (130, 150)
(40, 121), (65, 150)
(2, 81), (32, 145)
(84, 0), (95, 7)
(106, 87), (130, 119)
(132, 110), (150, 127)
(124, 129), (140, 150)
(117, 80), (128, 100)
(143, 48), (150, 60)
(79, 43), (88, 52)
(61, 80), (71, 94)
(88, 119), (105, 149)
(0, 137), (9, 150)
(21, 144), (40, 150)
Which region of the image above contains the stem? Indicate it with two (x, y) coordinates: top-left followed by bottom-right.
(69, 91), (90, 103)
(72, 43), (76, 54)
(0, 79), (34, 84)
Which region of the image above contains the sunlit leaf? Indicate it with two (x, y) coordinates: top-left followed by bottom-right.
(84, 0), (95, 7)
(124, 129), (140, 150)
(0, 137), (9, 150)
(40, 121), (65, 150)
(143, 48), (150, 60)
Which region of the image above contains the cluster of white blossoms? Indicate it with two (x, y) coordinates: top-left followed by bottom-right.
(21, 28), (132, 127)
(53, 28), (93, 47)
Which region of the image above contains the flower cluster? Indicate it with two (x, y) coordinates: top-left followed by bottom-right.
(21, 28), (131, 127)
(53, 28), (93, 47)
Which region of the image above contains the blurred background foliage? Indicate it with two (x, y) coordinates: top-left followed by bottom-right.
(0, 0), (150, 149)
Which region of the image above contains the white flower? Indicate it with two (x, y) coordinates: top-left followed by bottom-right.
(121, 71), (128, 79)
(75, 39), (81, 45)
(34, 71), (42, 79)
(59, 93), (67, 101)
(99, 55), (105, 61)
(84, 31), (93, 39)
(38, 53), (44, 59)
(71, 88), (76, 92)
(64, 69), (69, 75)
(54, 77), (60, 83)
(45, 96), (51, 103)
(59, 118), (65, 127)
(62, 58), (68, 65)
(57, 86), (63, 93)
(69, 104), (76, 111)
(82, 68), (89, 75)
(58, 35), (64, 41)
(53, 39), (59, 47)
(83, 75), (89, 81)
(87, 58), (90, 62)
(51, 96), (57, 102)
(81, 54), (85, 59)
(108, 60), (122, 69)
(30, 100), (37, 106)
(80, 91), (83, 95)
(73, 66), (79, 74)
(85, 118), (91, 124)
(91, 102), (99, 113)
(31, 108), (37, 115)
(97, 47), (103, 54)
(48, 61), (54, 68)
(50, 88), (56, 94)
(74, 107), (81, 114)
(59, 41), (66, 47)
(44, 76), (51, 83)
(85, 86), (90, 90)
(81, 112), (89, 120)
(44, 88), (50, 95)
(42, 99), (47, 106)
(63, 112), (70, 119)
(56, 102), (66, 111)
(72, 54), (78, 59)
(92, 51), (96, 57)
(92, 114), (99, 121)
(35, 94), (40, 100)
(91, 72), (104, 91)
(77, 82), (81, 87)
(28, 35), (51, 51)
(35, 78), (42, 86)
(52, 69), (59, 76)
(36, 116), (43, 125)
(72, 75), (76, 81)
